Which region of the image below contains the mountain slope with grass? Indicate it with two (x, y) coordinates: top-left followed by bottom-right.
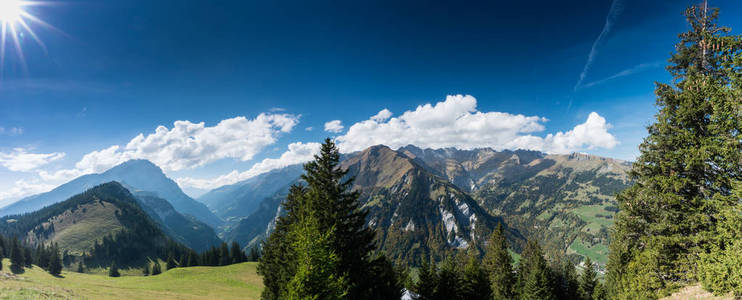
(0, 182), (191, 266)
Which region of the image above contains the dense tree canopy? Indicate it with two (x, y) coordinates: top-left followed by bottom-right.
(607, 3), (742, 298)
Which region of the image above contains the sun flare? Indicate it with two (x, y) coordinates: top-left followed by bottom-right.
(0, 0), (58, 76)
(0, 0), (23, 23)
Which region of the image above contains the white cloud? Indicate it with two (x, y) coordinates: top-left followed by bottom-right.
(506, 112), (618, 153)
(305, 127), (313, 131)
(0, 127), (23, 136)
(371, 109), (392, 122)
(0, 179), (57, 208)
(324, 120), (344, 133)
(176, 142), (321, 190)
(0, 148), (65, 172)
(34, 113), (300, 188)
(336, 95), (617, 154)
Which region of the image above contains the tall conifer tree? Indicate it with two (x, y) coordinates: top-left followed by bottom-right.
(484, 223), (515, 299)
(461, 255), (491, 300)
(9, 239), (23, 273)
(607, 3), (742, 297)
(518, 240), (555, 300)
(259, 138), (398, 299)
(579, 257), (597, 300)
(48, 244), (63, 276)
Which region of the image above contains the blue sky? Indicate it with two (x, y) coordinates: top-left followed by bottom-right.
(1, 0), (741, 204)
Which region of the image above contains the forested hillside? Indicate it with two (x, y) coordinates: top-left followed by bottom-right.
(0, 182), (192, 267)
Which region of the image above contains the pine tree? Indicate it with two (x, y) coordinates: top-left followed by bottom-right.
(77, 261), (84, 273)
(247, 246), (260, 262)
(551, 255), (579, 300)
(518, 240), (555, 300)
(187, 251), (198, 267)
(166, 252), (177, 270)
(435, 257), (463, 299)
(151, 261), (162, 275)
(698, 182), (742, 294)
(607, 3), (742, 297)
(230, 242), (244, 264)
(142, 264), (149, 276)
(48, 244), (63, 276)
(579, 257), (597, 300)
(285, 211), (348, 300)
(362, 255), (405, 300)
(109, 261), (120, 277)
(10, 239), (24, 273)
(484, 223), (515, 299)
(461, 255), (491, 300)
(259, 138), (397, 300)
(592, 282), (608, 300)
(36, 245), (49, 270)
(412, 260), (438, 300)
(219, 242), (230, 266)
(23, 247), (32, 267)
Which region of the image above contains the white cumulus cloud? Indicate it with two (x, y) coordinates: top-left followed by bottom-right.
(0, 179), (58, 208)
(336, 95), (617, 154)
(0, 148), (65, 172)
(176, 142), (321, 190)
(37, 113), (300, 185)
(324, 120), (344, 133)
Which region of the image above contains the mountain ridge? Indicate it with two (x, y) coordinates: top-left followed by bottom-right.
(0, 159), (223, 229)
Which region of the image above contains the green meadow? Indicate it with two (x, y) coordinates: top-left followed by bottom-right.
(0, 259), (263, 299)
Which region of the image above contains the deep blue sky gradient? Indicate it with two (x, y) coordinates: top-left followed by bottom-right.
(1, 0), (741, 198)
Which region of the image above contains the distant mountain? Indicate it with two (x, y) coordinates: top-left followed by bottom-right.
(226, 145), (524, 264)
(131, 189), (222, 252)
(399, 145), (631, 263)
(198, 164), (304, 221)
(0, 159), (223, 229)
(0, 182), (191, 266)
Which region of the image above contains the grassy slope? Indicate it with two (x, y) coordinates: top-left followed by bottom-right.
(48, 202), (124, 255)
(0, 259), (263, 299)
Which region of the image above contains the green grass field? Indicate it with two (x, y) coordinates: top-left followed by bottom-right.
(568, 239), (609, 264)
(0, 259), (263, 299)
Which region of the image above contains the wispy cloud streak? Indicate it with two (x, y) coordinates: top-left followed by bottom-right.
(579, 61), (662, 90)
(570, 0), (624, 108)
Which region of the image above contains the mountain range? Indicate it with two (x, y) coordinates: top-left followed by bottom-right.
(218, 145), (630, 264)
(0, 160), (222, 229)
(0, 144), (631, 265)
(0, 160), (222, 251)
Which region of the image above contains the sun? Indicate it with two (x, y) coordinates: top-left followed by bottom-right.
(0, 0), (24, 23)
(0, 0), (58, 77)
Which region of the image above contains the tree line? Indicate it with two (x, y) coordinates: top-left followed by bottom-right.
(0, 234), (63, 276)
(410, 225), (605, 300)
